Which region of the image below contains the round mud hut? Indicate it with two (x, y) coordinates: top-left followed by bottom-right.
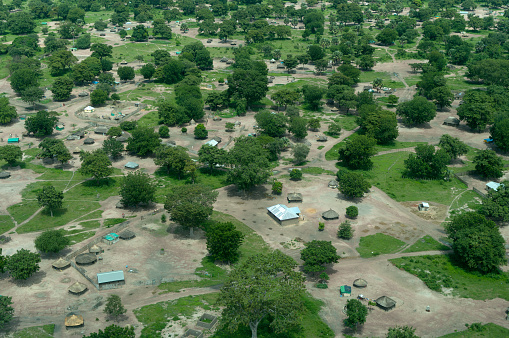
(119, 230), (135, 240)
(68, 282), (88, 295)
(83, 138), (95, 145)
(0, 172), (11, 179)
(52, 258), (71, 271)
(89, 244), (103, 255)
(375, 296), (396, 311)
(75, 253), (97, 266)
(65, 313), (84, 329)
(322, 209), (339, 220)
(353, 278), (368, 288)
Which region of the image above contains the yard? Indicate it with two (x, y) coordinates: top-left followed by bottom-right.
(356, 233), (407, 258)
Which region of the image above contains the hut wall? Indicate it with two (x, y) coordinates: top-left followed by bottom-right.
(99, 280), (125, 290)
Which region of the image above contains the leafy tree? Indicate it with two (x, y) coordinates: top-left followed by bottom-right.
(120, 121), (137, 131)
(480, 182), (509, 222)
(90, 43), (113, 60)
(490, 116), (509, 152)
(272, 180), (283, 195)
(8, 12), (36, 35)
(94, 20), (108, 31)
(158, 125), (170, 138)
(131, 25), (148, 41)
(6, 249), (41, 280)
(164, 184), (218, 236)
(288, 117), (308, 140)
(360, 108), (398, 145)
(227, 136), (271, 191)
(404, 145), (450, 179)
(106, 127), (121, 138)
(0, 97), (17, 124)
(218, 251), (305, 338)
(102, 138), (124, 159)
(48, 50), (78, 76)
(300, 240), (340, 274)
(126, 127), (161, 156)
(90, 89), (108, 106)
(37, 185), (64, 217)
(153, 18), (172, 39)
(439, 134), (468, 160)
(344, 299), (368, 330)
(119, 171), (157, 207)
(327, 122), (341, 136)
(337, 221), (354, 240)
(338, 135), (377, 170)
(302, 85), (325, 109)
(140, 63), (156, 81)
(346, 206), (358, 218)
(198, 144), (227, 173)
(308, 44), (324, 61)
(154, 146), (192, 179)
(38, 138), (72, 164)
(377, 28), (398, 45)
(34, 230), (70, 253)
(290, 168), (303, 181)
(21, 87), (44, 109)
(83, 325), (135, 338)
(0, 295), (14, 329)
(155, 58), (186, 84)
(292, 144), (310, 163)
(117, 66), (135, 82)
(0, 145), (22, 166)
(79, 150), (113, 182)
(430, 86), (454, 109)
(387, 95), (399, 106)
(11, 68), (39, 95)
(271, 89), (300, 110)
(338, 171), (371, 198)
(51, 77), (74, 101)
(474, 150), (504, 179)
(396, 96), (437, 125)
(255, 111), (288, 138)
(227, 61), (268, 105)
(104, 295), (127, 320)
(194, 124), (208, 139)
(386, 326), (419, 338)
(206, 222), (244, 263)
(457, 102), (493, 132)
(157, 100), (188, 126)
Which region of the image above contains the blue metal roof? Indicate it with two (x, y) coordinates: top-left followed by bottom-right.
(97, 270), (124, 284)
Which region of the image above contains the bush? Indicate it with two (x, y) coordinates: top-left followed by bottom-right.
(290, 169), (302, 180)
(318, 222), (325, 231)
(272, 181), (283, 194)
(194, 124), (208, 139)
(346, 206), (358, 218)
(120, 121), (137, 131)
(161, 214), (166, 223)
(338, 221), (354, 240)
(181, 127), (187, 133)
(159, 125), (170, 138)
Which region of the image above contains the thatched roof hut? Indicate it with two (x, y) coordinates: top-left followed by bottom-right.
(375, 296), (396, 310)
(116, 135), (129, 142)
(68, 282), (88, 295)
(328, 180), (338, 188)
(353, 278), (368, 288)
(75, 253), (97, 265)
(317, 136), (328, 142)
(65, 313), (84, 327)
(0, 172), (11, 179)
(83, 138), (95, 145)
(52, 258), (71, 271)
(89, 244), (103, 254)
(119, 230), (135, 240)
(322, 209), (339, 220)
(73, 147), (82, 154)
(287, 193), (303, 203)
(443, 116), (460, 126)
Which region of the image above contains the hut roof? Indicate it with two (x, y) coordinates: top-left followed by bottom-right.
(78, 92), (89, 97)
(119, 229), (135, 239)
(89, 244), (102, 253)
(65, 314), (84, 327)
(52, 258), (71, 269)
(68, 282), (88, 294)
(73, 147), (82, 153)
(353, 278), (368, 287)
(97, 270), (124, 284)
(83, 138), (95, 144)
(317, 136), (328, 142)
(116, 135), (129, 142)
(322, 209), (339, 220)
(443, 116), (460, 125)
(212, 136), (222, 142)
(95, 126), (109, 134)
(376, 296), (396, 309)
(287, 193), (303, 202)
(75, 253), (97, 265)
(328, 180), (338, 188)
(220, 57), (228, 62)
(0, 172), (11, 179)
(267, 204), (300, 221)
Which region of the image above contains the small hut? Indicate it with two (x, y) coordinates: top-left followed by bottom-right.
(322, 209), (339, 220)
(84, 106), (95, 113)
(418, 202), (429, 211)
(116, 135), (129, 142)
(340, 285), (351, 296)
(0, 172), (11, 179)
(73, 147), (82, 154)
(120, 60), (128, 65)
(95, 126), (109, 134)
(287, 193), (303, 203)
(83, 138), (95, 145)
(79, 92), (89, 97)
(68, 282), (88, 295)
(375, 296), (396, 311)
(52, 258), (71, 271)
(443, 117), (460, 126)
(220, 57), (228, 63)
(213, 136), (222, 143)
(119, 229), (135, 240)
(65, 313), (84, 329)
(328, 180), (338, 188)
(89, 244), (103, 254)
(75, 253), (97, 266)
(317, 136), (328, 142)
(353, 278), (368, 288)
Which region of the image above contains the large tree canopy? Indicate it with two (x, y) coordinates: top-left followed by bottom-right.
(6, 249), (41, 280)
(300, 240), (340, 274)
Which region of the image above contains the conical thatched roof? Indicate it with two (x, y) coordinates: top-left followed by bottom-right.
(353, 278), (368, 287)
(376, 296), (396, 309)
(116, 135), (129, 142)
(328, 180), (338, 188)
(73, 147), (82, 153)
(0, 172), (11, 179)
(65, 314), (84, 327)
(322, 209), (339, 220)
(317, 136), (328, 141)
(52, 258), (71, 270)
(68, 282), (88, 294)
(119, 229), (135, 240)
(83, 138), (94, 144)
(89, 244), (102, 253)
(287, 193), (303, 202)
(75, 253), (97, 265)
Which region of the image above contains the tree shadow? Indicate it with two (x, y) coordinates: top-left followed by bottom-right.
(82, 177), (116, 188)
(165, 223), (205, 240)
(342, 324), (365, 337)
(225, 185), (270, 201)
(12, 270), (47, 287)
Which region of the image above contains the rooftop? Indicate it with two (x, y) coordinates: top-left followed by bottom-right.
(267, 204), (300, 221)
(97, 270), (125, 284)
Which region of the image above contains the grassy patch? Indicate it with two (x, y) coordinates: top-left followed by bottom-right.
(439, 323), (509, 337)
(390, 255), (509, 299)
(103, 218), (126, 228)
(374, 140), (427, 153)
(78, 220), (101, 229)
(449, 190), (482, 214)
(137, 110), (160, 128)
(65, 231), (96, 245)
(402, 235), (450, 253)
(356, 233), (407, 258)
(133, 293), (220, 338)
(12, 324), (54, 338)
(7, 200), (40, 225)
(301, 167), (334, 175)
(332, 114), (358, 131)
(317, 145), (325, 150)
(74, 209), (104, 222)
(0, 215), (15, 235)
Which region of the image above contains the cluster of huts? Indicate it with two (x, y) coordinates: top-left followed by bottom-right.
(340, 278), (397, 311)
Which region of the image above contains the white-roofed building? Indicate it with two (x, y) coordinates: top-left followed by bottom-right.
(97, 270), (125, 289)
(486, 182), (503, 192)
(267, 204), (300, 225)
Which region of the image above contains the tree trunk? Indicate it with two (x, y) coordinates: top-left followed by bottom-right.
(249, 321), (260, 338)
(189, 227), (194, 237)
(50, 209), (53, 217)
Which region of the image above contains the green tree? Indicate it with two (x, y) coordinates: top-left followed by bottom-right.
(0, 145), (22, 166)
(126, 127), (161, 156)
(290, 168), (303, 181)
(288, 117), (308, 140)
(158, 100), (189, 126)
(48, 50), (78, 76)
(83, 325), (135, 338)
(338, 171), (371, 198)
(480, 182), (509, 222)
(396, 96), (437, 125)
(474, 149), (504, 179)
(344, 299), (368, 330)
(0, 97), (17, 124)
(117, 66), (135, 82)
(8, 11), (36, 34)
(255, 111), (288, 138)
(38, 138), (72, 164)
(154, 146), (192, 179)
(225, 122), (235, 132)
(300, 240), (340, 274)
(430, 86), (454, 109)
(11, 68), (39, 95)
(377, 28), (398, 45)
(206, 222), (244, 263)
(327, 122), (341, 136)
(164, 184), (218, 236)
(346, 206), (358, 218)
(387, 94), (399, 106)
(21, 87), (44, 109)
(102, 138), (124, 159)
(404, 144), (450, 179)
(338, 135), (377, 170)
(104, 295), (127, 320)
(302, 85), (325, 109)
(272, 180), (283, 195)
(140, 63), (156, 81)
(51, 77), (74, 101)
(386, 325), (419, 338)
(218, 251), (305, 338)
(94, 20), (108, 31)
(271, 89), (300, 110)
(490, 116), (509, 152)
(90, 43), (113, 60)
(337, 221), (354, 240)
(131, 25), (148, 41)
(34, 230), (70, 253)
(0, 295), (14, 329)
(227, 61), (268, 105)
(360, 108), (398, 145)
(119, 171), (157, 207)
(78, 150), (113, 182)
(292, 144), (310, 163)
(308, 44), (324, 61)
(158, 125), (170, 138)
(438, 134), (468, 160)
(198, 144), (227, 173)
(6, 249), (41, 280)
(90, 89), (108, 106)
(307, 118), (321, 131)
(37, 185), (64, 217)
(153, 18), (172, 39)
(194, 124), (208, 139)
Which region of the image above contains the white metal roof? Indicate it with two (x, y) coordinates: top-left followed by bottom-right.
(97, 270), (124, 284)
(421, 202), (429, 208)
(205, 140), (218, 147)
(486, 182), (502, 191)
(267, 204), (299, 221)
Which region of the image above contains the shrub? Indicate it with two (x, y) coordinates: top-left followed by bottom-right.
(120, 121), (137, 131)
(161, 214), (166, 223)
(272, 181), (283, 194)
(318, 222), (325, 231)
(194, 124), (208, 139)
(346, 206), (358, 218)
(290, 169), (302, 180)
(159, 125), (170, 138)
(181, 127), (187, 133)
(338, 221), (354, 240)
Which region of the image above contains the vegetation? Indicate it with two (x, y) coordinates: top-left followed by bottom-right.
(6, 249), (41, 280)
(104, 295), (127, 320)
(301, 240), (340, 275)
(34, 230), (70, 254)
(356, 234), (406, 258)
(206, 222), (244, 263)
(402, 236), (449, 253)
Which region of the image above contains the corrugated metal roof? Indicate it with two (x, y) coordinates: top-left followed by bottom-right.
(486, 182), (502, 191)
(267, 204), (299, 221)
(97, 270), (124, 284)
(205, 140), (218, 147)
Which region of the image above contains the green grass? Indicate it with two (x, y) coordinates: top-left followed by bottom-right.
(78, 220), (101, 229)
(374, 140), (427, 153)
(12, 324), (54, 338)
(391, 255), (509, 300)
(356, 233), (407, 258)
(402, 235), (450, 253)
(301, 167), (334, 175)
(103, 218), (126, 228)
(331, 114), (358, 131)
(449, 190), (482, 214)
(0, 215), (15, 235)
(439, 323), (509, 337)
(7, 200), (40, 225)
(317, 146), (324, 150)
(134, 293), (220, 338)
(137, 110), (160, 128)
(74, 209), (104, 222)
(65, 231), (96, 244)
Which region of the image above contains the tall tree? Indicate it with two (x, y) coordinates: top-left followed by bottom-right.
(126, 127), (161, 156)
(0, 145), (22, 166)
(254, 111), (288, 138)
(474, 149), (504, 178)
(0, 97), (17, 124)
(438, 134), (468, 160)
(6, 249), (41, 280)
(337, 171), (371, 198)
(102, 138), (124, 159)
(119, 171), (157, 207)
(198, 144), (227, 173)
(480, 183), (509, 222)
(344, 299), (368, 330)
(37, 185), (64, 217)
(34, 230), (70, 253)
(300, 240), (340, 274)
(104, 295), (127, 320)
(154, 146), (192, 179)
(51, 77), (74, 101)
(396, 96), (437, 125)
(25, 111), (58, 137)
(338, 135), (377, 170)
(78, 150), (114, 182)
(0, 295), (14, 329)
(206, 222), (245, 263)
(38, 138), (72, 164)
